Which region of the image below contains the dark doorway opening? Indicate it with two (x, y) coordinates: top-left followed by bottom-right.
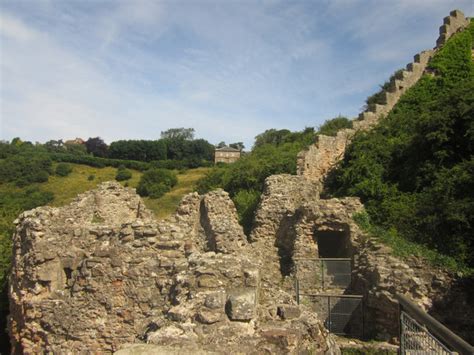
(316, 230), (350, 258)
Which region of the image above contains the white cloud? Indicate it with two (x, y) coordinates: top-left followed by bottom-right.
(0, 13), (38, 41)
(0, 0), (472, 149)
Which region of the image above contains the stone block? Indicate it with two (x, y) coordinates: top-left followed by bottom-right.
(197, 275), (222, 288)
(277, 305), (301, 320)
(196, 309), (223, 324)
(244, 269), (259, 287)
(225, 288), (256, 321)
(167, 304), (192, 322)
(204, 291), (226, 309)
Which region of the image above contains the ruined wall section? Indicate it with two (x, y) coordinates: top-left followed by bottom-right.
(297, 10), (470, 183)
(9, 182), (338, 354)
(250, 174), (320, 243)
(350, 235), (459, 341)
(200, 189), (248, 254)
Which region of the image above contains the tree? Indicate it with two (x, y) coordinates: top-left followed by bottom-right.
(317, 116), (352, 137)
(253, 129), (292, 148)
(229, 142), (245, 151)
(44, 140), (64, 152)
(85, 137), (108, 158)
(216, 141), (226, 148)
(160, 128), (195, 140)
(136, 168), (178, 198)
(55, 163), (73, 177)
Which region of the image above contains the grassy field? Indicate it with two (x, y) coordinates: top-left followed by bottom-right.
(143, 167), (210, 220)
(42, 163), (142, 206)
(32, 164), (209, 220)
(0, 163), (210, 220)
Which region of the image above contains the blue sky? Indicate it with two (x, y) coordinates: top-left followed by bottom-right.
(0, 0), (472, 149)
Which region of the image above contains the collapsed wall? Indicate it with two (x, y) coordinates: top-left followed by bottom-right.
(9, 182), (339, 354)
(297, 10), (470, 184)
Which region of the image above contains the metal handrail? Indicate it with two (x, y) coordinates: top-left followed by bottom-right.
(293, 257), (351, 261)
(396, 294), (474, 354)
(302, 293), (362, 299)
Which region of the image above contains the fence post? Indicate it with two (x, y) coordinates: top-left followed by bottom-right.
(327, 296), (331, 333)
(296, 279), (300, 305)
(321, 260), (325, 290)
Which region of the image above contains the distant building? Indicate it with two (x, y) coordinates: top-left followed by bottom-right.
(64, 138), (85, 145)
(214, 146), (241, 164)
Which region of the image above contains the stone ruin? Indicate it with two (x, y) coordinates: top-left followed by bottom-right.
(9, 182), (341, 353)
(9, 9), (474, 354)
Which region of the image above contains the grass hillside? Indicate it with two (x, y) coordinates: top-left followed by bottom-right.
(17, 163), (209, 217)
(43, 164), (142, 206)
(144, 167), (210, 220)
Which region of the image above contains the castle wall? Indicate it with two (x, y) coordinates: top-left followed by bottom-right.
(297, 10), (470, 183)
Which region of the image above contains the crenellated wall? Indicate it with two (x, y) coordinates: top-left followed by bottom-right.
(297, 10), (470, 183)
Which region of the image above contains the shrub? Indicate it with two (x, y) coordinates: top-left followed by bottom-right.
(88, 174), (95, 181)
(136, 168), (177, 199)
(317, 116), (353, 136)
(233, 189), (261, 235)
(55, 163), (73, 177)
(115, 167), (132, 181)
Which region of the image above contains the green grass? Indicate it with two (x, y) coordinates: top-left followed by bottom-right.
(353, 212), (474, 276)
(42, 163), (142, 207)
(41, 164), (210, 220)
(143, 167), (210, 220)
(0, 164), (209, 221)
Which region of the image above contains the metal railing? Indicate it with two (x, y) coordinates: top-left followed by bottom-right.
(293, 258), (363, 338)
(397, 294), (474, 354)
(294, 258), (351, 291)
(297, 293), (364, 337)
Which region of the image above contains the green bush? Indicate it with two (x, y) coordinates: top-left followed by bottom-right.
(364, 69), (404, 111)
(136, 168), (177, 199)
(55, 163), (73, 177)
(0, 153), (52, 185)
(317, 116), (353, 136)
(115, 167), (132, 181)
(197, 127), (315, 233)
(233, 189), (261, 235)
(88, 174), (95, 181)
(50, 153), (150, 170)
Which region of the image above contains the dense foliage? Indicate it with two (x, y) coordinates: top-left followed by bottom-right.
(137, 168), (178, 199)
(197, 127), (319, 232)
(365, 69), (404, 111)
(55, 163), (73, 177)
(115, 166), (132, 181)
(85, 137), (109, 158)
(43, 128), (215, 169)
(0, 142), (52, 186)
(50, 153), (151, 170)
(326, 21), (474, 269)
(317, 116), (353, 136)
(109, 140), (167, 161)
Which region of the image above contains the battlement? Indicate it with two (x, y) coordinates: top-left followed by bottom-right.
(298, 10), (470, 183)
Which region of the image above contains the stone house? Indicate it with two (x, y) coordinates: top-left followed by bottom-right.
(214, 146), (241, 164)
